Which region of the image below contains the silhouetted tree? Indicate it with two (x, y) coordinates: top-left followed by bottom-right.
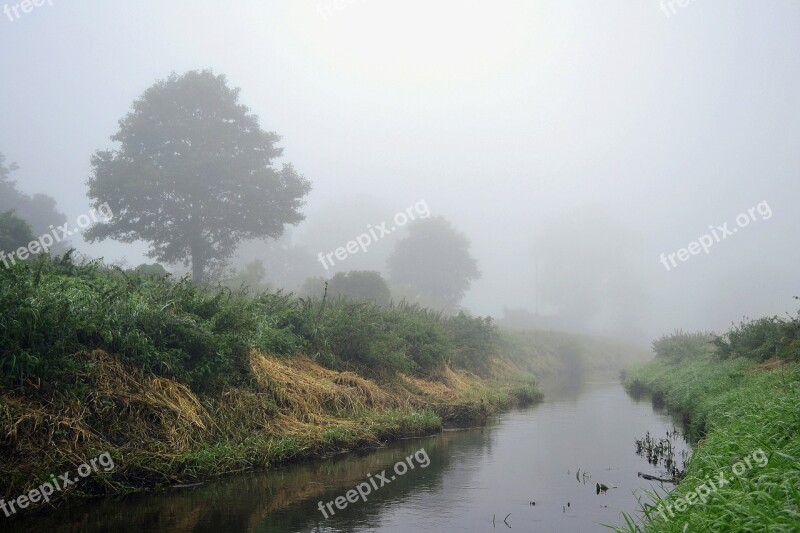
(222, 259), (270, 292)
(84, 70), (311, 282)
(0, 211), (36, 256)
(0, 152), (68, 250)
(328, 270), (391, 305)
(388, 217), (479, 310)
(131, 263), (169, 278)
(298, 276), (327, 299)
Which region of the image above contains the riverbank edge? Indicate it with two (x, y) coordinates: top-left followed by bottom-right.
(618, 357), (800, 532)
(0, 348), (542, 519)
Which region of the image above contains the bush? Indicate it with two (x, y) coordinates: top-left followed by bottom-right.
(0, 255), (499, 390)
(446, 312), (498, 373)
(652, 330), (717, 361)
(384, 303), (452, 372)
(327, 270), (391, 306)
(713, 315), (800, 362)
(0, 255), (301, 391)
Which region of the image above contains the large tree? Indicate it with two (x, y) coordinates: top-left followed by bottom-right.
(388, 216), (480, 310)
(85, 70), (311, 281)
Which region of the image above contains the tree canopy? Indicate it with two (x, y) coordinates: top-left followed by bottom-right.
(0, 152), (68, 251)
(0, 211), (36, 256)
(84, 70), (311, 281)
(388, 216), (479, 310)
(328, 270), (391, 305)
(299, 271), (392, 306)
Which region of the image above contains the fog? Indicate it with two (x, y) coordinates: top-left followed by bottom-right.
(2, 0), (799, 343)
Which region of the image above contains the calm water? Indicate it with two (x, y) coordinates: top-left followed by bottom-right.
(8, 379), (688, 532)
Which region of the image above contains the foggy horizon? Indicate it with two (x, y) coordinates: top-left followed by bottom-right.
(2, 0), (799, 344)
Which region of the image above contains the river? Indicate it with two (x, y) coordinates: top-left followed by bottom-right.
(8, 377), (689, 532)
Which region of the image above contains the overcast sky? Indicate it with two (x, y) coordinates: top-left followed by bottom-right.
(2, 0), (799, 341)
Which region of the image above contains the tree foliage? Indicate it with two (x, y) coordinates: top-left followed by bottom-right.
(0, 211), (36, 254)
(84, 70), (311, 281)
(0, 152), (68, 250)
(388, 216), (479, 310)
(328, 270), (391, 305)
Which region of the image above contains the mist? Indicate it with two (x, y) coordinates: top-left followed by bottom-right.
(2, 0), (799, 344)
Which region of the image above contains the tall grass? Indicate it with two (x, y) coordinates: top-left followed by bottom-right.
(0, 254), (502, 391)
(651, 330), (717, 361)
(713, 315), (800, 362)
(619, 358), (800, 531)
(0, 255), (552, 510)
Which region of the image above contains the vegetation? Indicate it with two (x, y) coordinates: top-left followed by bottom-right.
(325, 270), (392, 306)
(330, 270), (391, 305)
(0, 252), (649, 515)
(0, 254), (580, 511)
(84, 70), (311, 282)
(499, 327), (649, 380)
(713, 314), (800, 362)
(651, 330), (717, 361)
(222, 259), (271, 292)
(0, 211), (36, 255)
(618, 313), (800, 532)
(388, 216), (480, 311)
(0, 152), (68, 253)
(0, 254), (508, 390)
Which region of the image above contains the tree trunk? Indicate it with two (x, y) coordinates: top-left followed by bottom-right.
(191, 245), (206, 282)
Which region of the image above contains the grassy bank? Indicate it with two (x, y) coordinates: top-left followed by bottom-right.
(0, 255), (559, 513)
(500, 328), (649, 382)
(618, 324), (800, 531)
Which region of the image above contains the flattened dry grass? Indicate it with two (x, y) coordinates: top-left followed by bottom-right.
(1, 348), (523, 507)
(248, 352), (399, 419)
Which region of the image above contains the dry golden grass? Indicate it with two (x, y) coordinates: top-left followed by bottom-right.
(0, 349), (527, 504)
(77, 350), (211, 453)
(249, 351), (400, 420)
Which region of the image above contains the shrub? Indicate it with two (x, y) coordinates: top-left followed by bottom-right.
(0, 255), (500, 390)
(713, 314), (800, 362)
(446, 312), (498, 373)
(327, 271), (391, 306)
(652, 330), (717, 361)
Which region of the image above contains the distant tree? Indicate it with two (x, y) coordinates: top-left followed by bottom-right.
(131, 262), (169, 278)
(328, 270), (391, 305)
(84, 70), (311, 282)
(0, 152), (68, 250)
(0, 211), (36, 255)
(388, 217), (479, 310)
(298, 276), (327, 299)
(0, 152), (16, 183)
(297, 196), (403, 274)
(234, 232), (318, 291)
(222, 259), (271, 292)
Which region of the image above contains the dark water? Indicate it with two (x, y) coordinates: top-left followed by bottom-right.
(7, 379), (689, 532)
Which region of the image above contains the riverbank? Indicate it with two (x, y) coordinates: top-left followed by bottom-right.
(5, 379), (680, 533)
(0, 256), (647, 518)
(621, 357), (800, 531)
(0, 348), (539, 514)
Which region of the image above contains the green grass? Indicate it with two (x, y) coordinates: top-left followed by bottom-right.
(3, 253), (651, 513)
(617, 358), (800, 532)
(0, 254), (503, 390)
